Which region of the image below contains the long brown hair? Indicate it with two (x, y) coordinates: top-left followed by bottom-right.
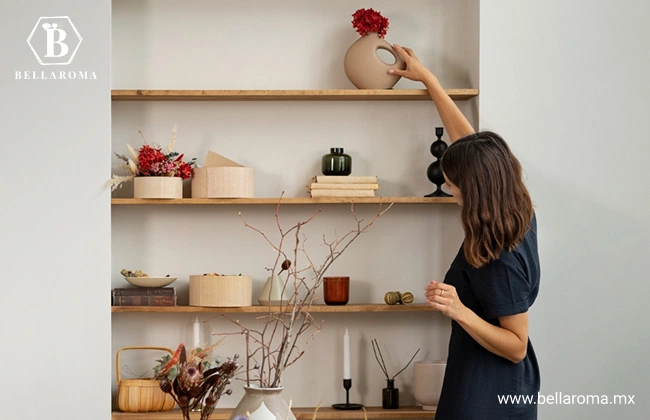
(440, 131), (534, 268)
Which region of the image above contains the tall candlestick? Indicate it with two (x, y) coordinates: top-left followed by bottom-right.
(193, 316), (201, 348)
(333, 329), (363, 411)
(343, 327), (351, 379)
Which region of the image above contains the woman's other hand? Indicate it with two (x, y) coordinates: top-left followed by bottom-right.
(425, 280), (468, 321)
(389, 44), (434, 83)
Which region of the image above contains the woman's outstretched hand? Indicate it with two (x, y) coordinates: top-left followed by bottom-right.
(425, 280), (468, 321)
(389, 44), (434, 83)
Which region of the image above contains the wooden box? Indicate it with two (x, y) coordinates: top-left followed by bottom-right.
(191, 151), (254, 198)
(189, 275), (252, 307)
(134, 176), (183, 199)
(191, 166), (254, 198)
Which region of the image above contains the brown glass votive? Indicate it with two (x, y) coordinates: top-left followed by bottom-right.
(323, 276), (350, 305)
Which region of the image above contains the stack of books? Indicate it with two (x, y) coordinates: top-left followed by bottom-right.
(112, 287), (177, 306)
(309, 175), (379, 198)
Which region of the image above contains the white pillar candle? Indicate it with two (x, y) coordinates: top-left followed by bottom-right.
(343, 327), (351, 379)
(193, 316), (201, 348)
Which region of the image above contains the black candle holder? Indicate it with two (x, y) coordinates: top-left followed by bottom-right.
(332, 379), (364, 410)
(424, 127), (451, 197)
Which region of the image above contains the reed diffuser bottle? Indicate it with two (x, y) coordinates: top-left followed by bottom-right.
(371, 339), (420, 409)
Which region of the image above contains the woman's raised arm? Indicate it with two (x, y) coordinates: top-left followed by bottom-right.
(390, 44), (475, 142)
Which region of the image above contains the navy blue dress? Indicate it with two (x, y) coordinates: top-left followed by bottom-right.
(435, 215), (541, 420)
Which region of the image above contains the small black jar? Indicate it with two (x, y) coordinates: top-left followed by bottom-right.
(322, 148), (351, 176)
(382, 379), (399, 409)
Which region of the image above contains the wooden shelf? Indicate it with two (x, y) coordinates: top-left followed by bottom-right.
(111, 89), (477, 101)
(112, 304), (433, 313)
(111, 197), (456, 205)
(112, 406), (434, 419)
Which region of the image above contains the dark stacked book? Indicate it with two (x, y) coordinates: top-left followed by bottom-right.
(112, 287), (177, 306)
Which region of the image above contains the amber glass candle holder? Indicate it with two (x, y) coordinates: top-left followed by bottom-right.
(323, 276), (350, 305)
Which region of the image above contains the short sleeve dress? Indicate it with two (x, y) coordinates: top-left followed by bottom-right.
(434, 215), (541, 420)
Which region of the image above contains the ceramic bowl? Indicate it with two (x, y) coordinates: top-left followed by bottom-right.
(413, 360), (446, 410)
(124, 276), (177, 288)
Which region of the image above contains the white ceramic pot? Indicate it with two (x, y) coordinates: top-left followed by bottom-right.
(258, 275), (291, 306)
(413, 360), (446, 410)
(229, 387), (296, 420)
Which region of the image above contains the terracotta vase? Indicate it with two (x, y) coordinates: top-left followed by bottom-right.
(229, 387), (296, 420)
(133, 176), (182, 199)
(413, 360), (446, 410)
(343, 32), (406, 89)
(323, 276), (350, 305)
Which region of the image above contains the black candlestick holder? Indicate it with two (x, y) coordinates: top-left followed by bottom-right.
(332, 379), (364, 410)
(425, 127), (451, 197)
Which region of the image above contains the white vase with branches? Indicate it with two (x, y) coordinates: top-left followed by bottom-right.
(216, 197), (393, 419)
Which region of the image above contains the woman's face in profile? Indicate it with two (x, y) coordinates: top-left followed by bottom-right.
(443, 172), (463, 206)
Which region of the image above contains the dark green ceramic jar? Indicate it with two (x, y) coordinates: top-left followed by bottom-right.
(321, 148), (352, 176)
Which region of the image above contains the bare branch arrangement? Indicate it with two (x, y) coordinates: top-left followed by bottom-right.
(217, 195), (393, 388)
(371, 338), (420, 381)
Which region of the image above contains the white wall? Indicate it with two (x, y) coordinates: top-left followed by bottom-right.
(110, 0), (477, 411)
(0, 1), (111, 420)
(480, 1), (650, 418)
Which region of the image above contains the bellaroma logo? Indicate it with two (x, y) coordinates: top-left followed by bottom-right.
(27, 16), (81, 65)
(17, 16), (97, 80)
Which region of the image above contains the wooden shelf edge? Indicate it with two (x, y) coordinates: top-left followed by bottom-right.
(111, 197), (457, 205)
(112, 304), (434, 313)
(111, 89), (478, 101)
(112, 406), (435, 419)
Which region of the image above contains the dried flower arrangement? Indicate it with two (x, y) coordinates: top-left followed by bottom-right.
(154, 342), (240, 420)
(217, 198), (393, 389)
(371, 339), (420, 381)
(108, 125), (196, 191)
(351, 8), (389, 38)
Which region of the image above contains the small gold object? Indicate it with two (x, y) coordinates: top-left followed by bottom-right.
(384, 291), (400, 305)
(401, 292), (414, 304)
(384, 291), (413, 305)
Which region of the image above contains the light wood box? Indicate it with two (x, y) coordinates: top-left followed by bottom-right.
(189, 275), (252, 307)
(191, 167), (254, 198)
(134, 177), (183, 199)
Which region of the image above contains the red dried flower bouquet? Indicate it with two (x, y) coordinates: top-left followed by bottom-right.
(351, 8), (389, 38)
(109, 125), (196, 191)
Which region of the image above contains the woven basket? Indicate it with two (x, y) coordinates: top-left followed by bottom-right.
(116, 346), (176, 412)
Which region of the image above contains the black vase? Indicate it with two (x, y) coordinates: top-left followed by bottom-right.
(382, 379), (399, 409)
(322, 148), (352, 176)
(425, 127), (451, 197)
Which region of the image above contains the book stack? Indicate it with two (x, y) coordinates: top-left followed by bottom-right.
(309, 175), (379, 198)
(112, 287), (177, 306)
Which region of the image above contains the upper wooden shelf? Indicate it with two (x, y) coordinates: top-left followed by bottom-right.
(111, 89), (478, 101)
(112, 406), (434, 419)
(111, 197), (456, 205)
(112, 304), (433, 313)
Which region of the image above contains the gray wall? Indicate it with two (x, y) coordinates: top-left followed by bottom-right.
(0, 1), (111, 419)
(481, 1), (650, 418)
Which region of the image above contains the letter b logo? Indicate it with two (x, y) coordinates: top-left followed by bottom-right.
(27, 16), (82, 65)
